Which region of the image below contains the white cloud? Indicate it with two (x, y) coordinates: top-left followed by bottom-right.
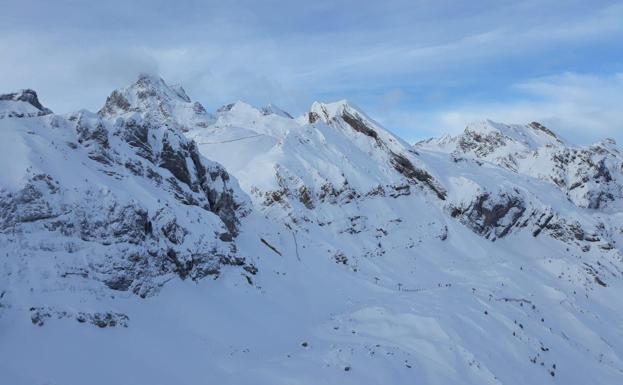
(398, 72), (623, 145)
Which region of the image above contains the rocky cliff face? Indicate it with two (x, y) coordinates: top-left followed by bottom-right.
(0, 77), (251, 298)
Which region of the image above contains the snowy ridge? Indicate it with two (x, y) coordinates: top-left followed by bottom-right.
(417, 120), (623, 209)
(189, 98), (447, 227)
(0, 89), (52, 119)
(1, 76), (623, 385)
(261, 103), (294, 119)
(417, 119), (564, 156)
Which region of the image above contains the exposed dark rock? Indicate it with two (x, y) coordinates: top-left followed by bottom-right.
(76, 311), (129, 328)
(528, 122), (559, 140)
(243, 264), (258, 275)
(30, 307), (129, 328)
(0, 89), (45, 110)
(298, 186), (315, 209)
(78, 204), (149, 245)
(0, 174), (63, 230)
(166, 248), (192, 279)
(260, 238), (282, 256)
(334, 252), (349, 265)
(308, 111), (321, 124)
(160, 139), (192, 186)
(98, 90), (132, 116)
(206, 183), (238, 235)
(451, 191), (526, 239)
(161, 218), (188, 245)
(0, 89), (52, 117)
(104, 275), (134, 291)
(456, 129), (506, 157)
(125, 159), (144, 176)
(121, 119), (152, 161)
(389, 184), (411, 198)
(584, 263), (608, 287)
(217, 103), (236, 113)
(532, 213), (554, 237)
(390, 152), (447, 200)
(341, 110), (380, 144)
(193, 102), (206, 114)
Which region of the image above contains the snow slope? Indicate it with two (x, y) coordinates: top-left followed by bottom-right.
(1, 77), (623, 385)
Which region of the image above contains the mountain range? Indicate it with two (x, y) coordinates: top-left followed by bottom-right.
(1, 74), (622, 385)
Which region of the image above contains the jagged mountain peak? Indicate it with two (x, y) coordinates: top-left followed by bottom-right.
(0, 89), (53, 118)
(98, 74), (213, 131)
(215, 100), (293, 119)
(1, 89), (49, 111)
(307, 99), (416, 156)
(463, 119), (565, 150)
(308, 99), (357, 124)
(590, 137), (619, 153)
(99, 74), (188, 115)
(417, 119), (566, 158)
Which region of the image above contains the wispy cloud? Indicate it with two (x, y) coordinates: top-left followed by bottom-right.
(1, 1), (621, 144)
(386, 72), (623, 145)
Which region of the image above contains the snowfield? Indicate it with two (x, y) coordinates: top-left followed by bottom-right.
(1, 75), (622, 385)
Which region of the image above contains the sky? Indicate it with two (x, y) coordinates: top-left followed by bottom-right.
(1, 0), (622, 144)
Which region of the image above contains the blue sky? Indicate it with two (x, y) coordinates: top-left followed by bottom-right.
(1, 0), (622, 144)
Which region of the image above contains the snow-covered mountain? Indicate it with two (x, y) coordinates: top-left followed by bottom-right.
(417, 120), (623, 209)
(1, 76), (623, 385)
(0, 76), (252, 300)
(0, 89), (53, 119)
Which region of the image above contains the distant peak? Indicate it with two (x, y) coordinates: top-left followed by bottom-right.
(0, 89), (49, 111)
(99, 74), (198, 116)
(97, 74), (214, 130)
(602, 137), (617, 146)
(464, 119), (510, 134)
(216, 101), (260, 115)
(591, 137), (619, 152)
(308, 99), (362, 124)
(260, 103), (293, 119)
(0, 89), (52, 118)
(463, 119), (565, 149)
